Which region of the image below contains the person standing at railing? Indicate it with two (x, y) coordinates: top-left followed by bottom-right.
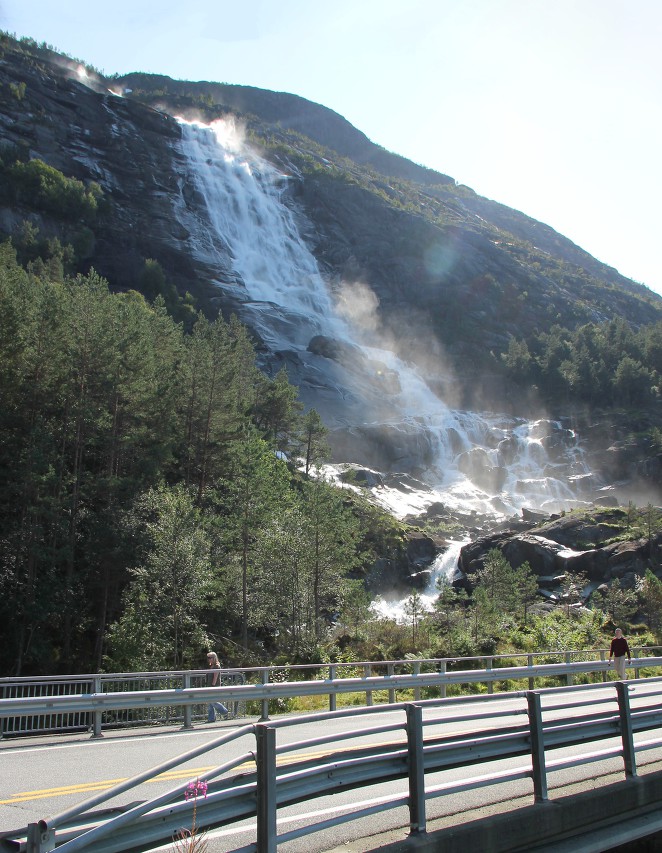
(206, 651), (229, 722)
(609, 628), (632, 680)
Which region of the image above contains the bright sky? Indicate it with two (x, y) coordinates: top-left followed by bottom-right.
(2, 0), (661, 297)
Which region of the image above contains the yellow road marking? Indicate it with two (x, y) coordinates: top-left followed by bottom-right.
(0, 766), (221, 805)
(0, 741), (405, 806)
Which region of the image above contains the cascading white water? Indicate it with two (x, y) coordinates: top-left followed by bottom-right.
(179, 118), (345, 351)
(371, 540), (466, 622)
(178, 118), (595, 529)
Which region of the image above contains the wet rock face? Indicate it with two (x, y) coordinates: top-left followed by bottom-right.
(364, 530), (438, 595)
(458, 510), (662, 598)
(0, 47), (249, 310)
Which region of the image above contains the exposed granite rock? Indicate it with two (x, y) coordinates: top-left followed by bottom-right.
(458, 509), (662, 599)
(364, 529), (439, 594)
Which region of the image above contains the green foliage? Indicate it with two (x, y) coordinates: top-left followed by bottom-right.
(527, 608), (605, 652)
(596, 579), (638, 626)
(9, 81), (26, 100)
(637, 570), (662, 636)
(213, 431), (294, 649)
(252, 367), (303, 454)
(401, 591), (424, 646)
(0, 252), (374, 675)
(2, 157), (103, 223)
(501, 317), (662, 408)
(140, 258), (197, 328)
(297, 408), (329, 476)
(559, 570), (590, 615)
(105, 486), (213, 671)
(247, 479), (360, 660)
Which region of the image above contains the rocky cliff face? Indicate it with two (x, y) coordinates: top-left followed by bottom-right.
(458, 508), (662, 606)
(1, 35), (662, 516)
(0, 42), (225, 304)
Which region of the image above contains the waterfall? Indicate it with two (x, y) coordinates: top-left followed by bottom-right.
(178, 118), (595, 529)
(371, 540), (466, 622)
(179, 118), (344, 351)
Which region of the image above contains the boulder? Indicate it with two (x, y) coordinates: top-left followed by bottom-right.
(364, 530), (438, 596)
(456, 518), (662, 594)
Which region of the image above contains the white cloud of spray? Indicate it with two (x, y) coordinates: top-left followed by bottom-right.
(209, 116), (246, 153)
(332, 277), (461, 411)
(176, 115), (247, 153)
(334, 279), (380, 340)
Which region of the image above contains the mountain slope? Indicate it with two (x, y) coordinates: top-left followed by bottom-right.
(1, 33), (661, 502)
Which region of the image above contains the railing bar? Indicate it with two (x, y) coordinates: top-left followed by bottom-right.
(41, 725), (256, 831)
(256, 725), (277, 853)
(406, 704), (425, 833)
(8, 668), (661, 731)
(277, 749), (409, 782)
(540, 695), (619, 712)
(633, 739), (662, 755)
(8, 651), (662, 684)
(616, 680), (637, 777)
(267, 702), (411, 729)
(423, 707), (529, 727)
(424, 765), (533, 798)
(544, 746), (624, 773)
(527, 691), (547, 802)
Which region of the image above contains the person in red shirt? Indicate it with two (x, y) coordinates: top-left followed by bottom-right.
(609, 628), (631, 680)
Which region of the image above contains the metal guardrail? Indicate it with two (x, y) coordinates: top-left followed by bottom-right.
(12, 676), (662, 853)
(0, 670), (246, 738)
(2, 651), (662, 739)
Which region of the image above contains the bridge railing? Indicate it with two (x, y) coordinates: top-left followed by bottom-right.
(0, 669), (246, 738)
(15, 676), (662, 853)
(2, 648), (662, 739)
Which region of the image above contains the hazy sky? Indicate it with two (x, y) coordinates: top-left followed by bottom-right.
(2, 0), (661, 296)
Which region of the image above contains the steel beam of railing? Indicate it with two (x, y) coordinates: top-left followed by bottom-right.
(3, 657), (662, 731)
(3, 651), (662, 748)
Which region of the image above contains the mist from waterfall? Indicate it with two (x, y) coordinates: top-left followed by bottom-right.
(178, 118), (594, 525)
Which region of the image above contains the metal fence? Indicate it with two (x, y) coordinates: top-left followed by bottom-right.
(14, 676), (662, 853)
(0, 669), (246, 738)
(2, 648), (662, 740)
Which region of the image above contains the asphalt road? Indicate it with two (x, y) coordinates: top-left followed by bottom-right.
(3, 684), (662, 852)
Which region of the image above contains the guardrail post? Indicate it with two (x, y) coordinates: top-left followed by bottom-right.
(528, 654), (534, 690)
(328, 665), (336, 712)
(26, 823), (54, 852)
(90, 676), (103, 738)
(260, 669), (270, 722)
(256, 724), (277, 853)
(527, 691), (548, 802)
(364, 665), (373, 706)
(633, 648), (640, 679)
(438, 660), (446, 698)
(600, 650), (607, 683)
(387, 664), (396, 704)
(182, 672), (193, 729)
(565, 652), (573, 686)
(615, 681), (637, 778)
(486, 658), (493, 694)
(413, 661), (421, 702)
(406, 704), (426, 834)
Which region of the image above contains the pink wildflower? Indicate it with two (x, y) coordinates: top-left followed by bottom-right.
(184, 780), (208, 800)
